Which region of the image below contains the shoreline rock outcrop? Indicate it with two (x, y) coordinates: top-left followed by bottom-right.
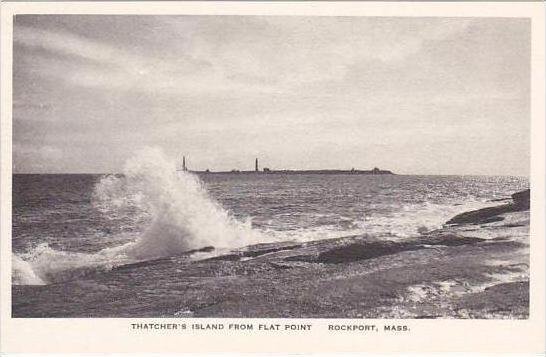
(512, 189), (530, 210)
(446, 189), (530, 225)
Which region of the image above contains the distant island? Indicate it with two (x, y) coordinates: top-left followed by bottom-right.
(178, 157), (394, 175)
(201, 168), (394, 175)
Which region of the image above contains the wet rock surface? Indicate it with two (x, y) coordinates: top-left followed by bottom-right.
(445, 189), (530, 225)
(512, 189), (530, 209)
(314, 234), (485, 264)
(12, 193), (530, 319)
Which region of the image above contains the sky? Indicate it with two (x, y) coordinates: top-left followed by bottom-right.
(13, 15), (530, 175)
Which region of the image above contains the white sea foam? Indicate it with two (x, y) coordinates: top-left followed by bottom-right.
(252, 199), (495, 243)
(359, 199), (500, 239)
(13, 242), (125, 285)
(12, 255), (45, 285)
(13, 147), (263, 285)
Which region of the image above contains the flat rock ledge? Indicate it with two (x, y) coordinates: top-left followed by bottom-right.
(446, 189), (529, 225)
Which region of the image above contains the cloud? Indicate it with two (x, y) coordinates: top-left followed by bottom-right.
(14, 17), (474, 96)
(15, 26), (132, 67)
(12, 16), (530, 175)
(165, 16), (473, 87)
(14, 25), (226, 94)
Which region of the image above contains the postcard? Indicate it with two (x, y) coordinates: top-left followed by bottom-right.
(1, 1), (544, 353)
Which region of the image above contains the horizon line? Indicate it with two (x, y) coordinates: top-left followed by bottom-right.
(11, 171), (530, 178)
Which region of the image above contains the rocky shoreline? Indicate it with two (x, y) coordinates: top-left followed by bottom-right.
(12, 190), (530, 318)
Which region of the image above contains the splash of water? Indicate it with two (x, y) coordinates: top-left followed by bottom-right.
(14, 243), (122, 285)
(103, 147), (261, 259)
(13, 147), (261, 285)
(12, 255), (45, 285)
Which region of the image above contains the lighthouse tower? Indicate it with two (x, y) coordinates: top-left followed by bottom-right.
(255, 158), (259, 172)
(182, 156), (187, 171)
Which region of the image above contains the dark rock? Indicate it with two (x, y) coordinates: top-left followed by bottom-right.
(186, 246), (215, 254)
(480, 216), (505, 224)
(446, 189), (530, 225)
(200, 254), (241, 262)
(317, 241), (410, 264)
(113, 258), (174, 271)
(239, 244), (303, 258)
(445, 204), (513, 225)
(114, 246), (215, 271)
(315, 234), (485, 264)
(505, 223), (525, 228)
(200, 243), (303, 262)
(422, 234), (485, 246)
(512, 189), (530, 210)
(284, 254), (317, 263)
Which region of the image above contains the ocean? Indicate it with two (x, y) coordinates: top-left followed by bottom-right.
(12, 150), (529, 287)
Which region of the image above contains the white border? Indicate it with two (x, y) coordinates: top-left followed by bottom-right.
(1, 2), (544, 353)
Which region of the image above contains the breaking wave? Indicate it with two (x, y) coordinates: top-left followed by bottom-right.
(13, 147), (263, 285)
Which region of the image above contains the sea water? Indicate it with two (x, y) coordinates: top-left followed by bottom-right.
(12, 148), (529, 285)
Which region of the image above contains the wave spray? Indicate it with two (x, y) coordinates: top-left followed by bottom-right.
(13, 147), (260, 285)
(101, 147), (259, 259)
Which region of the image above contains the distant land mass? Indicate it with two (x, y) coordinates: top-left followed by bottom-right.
(187, 168), (395, 175)
(178, 157), (394, 175)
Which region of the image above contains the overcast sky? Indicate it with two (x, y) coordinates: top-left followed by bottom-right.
(13, 15), (530, 175)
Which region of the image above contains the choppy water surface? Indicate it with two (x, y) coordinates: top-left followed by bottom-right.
(12, 149), (529, 285)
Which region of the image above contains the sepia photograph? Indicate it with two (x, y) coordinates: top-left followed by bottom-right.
(8, 12), (534, 321)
